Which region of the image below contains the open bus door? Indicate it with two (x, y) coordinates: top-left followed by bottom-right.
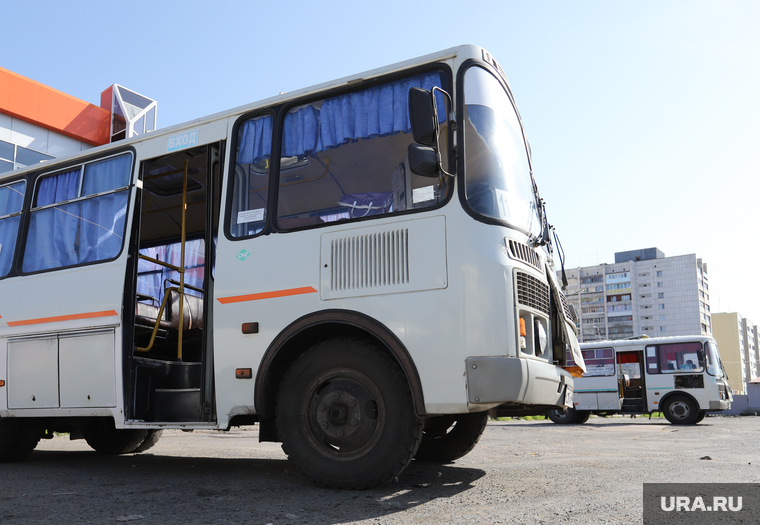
(617, 350), (645, 414)
(124, 142), (223, 424)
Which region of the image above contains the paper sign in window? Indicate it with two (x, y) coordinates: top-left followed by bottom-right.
(237, 209), (265, 224)
(412, 186), (435, 203)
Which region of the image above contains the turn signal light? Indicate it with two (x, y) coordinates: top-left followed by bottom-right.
(0, 380), (4, 387)
(519, 318), (527, 337)
(235, 368), (252, 379)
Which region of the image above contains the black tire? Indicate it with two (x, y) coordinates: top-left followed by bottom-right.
(0, 419), (41, 462)
(694, 411), (707, 424)
(547, 407), (588, 424)
(414, 412), (488, 462)
(133, 430), (163, 453)
(662, 395), (699, 425)
(83, 419), (149, 455)
(276, 338), (423, 489)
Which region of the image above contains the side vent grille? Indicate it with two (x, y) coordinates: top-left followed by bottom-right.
(508, 240), (541, 271)
(558, 290), (576, 323)
(516, 271), (550, 315)
(331, 229), (409, 291)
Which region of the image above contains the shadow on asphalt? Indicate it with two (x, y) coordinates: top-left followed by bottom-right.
(4, 449), (486, 524)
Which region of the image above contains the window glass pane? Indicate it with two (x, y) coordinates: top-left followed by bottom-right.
(82, 154), (132, 196)
(16, 146), (53, 166)
(275, 72), (448, 229)
(231, 115), (272, 237)
(0, 140), (14, 161)
(0, 160), (12, 174)
(657, 342), (704, 373)
(35, 169), (81, 207)
(23, 191), (128, 272)
(0, 181), (26, 216)
(0, 181), (25, 277)
(138, 239), (205, 303)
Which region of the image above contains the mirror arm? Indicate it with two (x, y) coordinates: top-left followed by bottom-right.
(431, 87), (455, 178)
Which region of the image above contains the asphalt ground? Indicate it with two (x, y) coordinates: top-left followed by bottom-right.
(1, 415), (757, 524)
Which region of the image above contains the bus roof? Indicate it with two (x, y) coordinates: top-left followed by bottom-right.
(580, 335), (716, 350)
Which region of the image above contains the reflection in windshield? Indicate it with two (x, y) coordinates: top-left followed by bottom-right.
(705, 342), (724, 377)
(463, 67), (540, 237)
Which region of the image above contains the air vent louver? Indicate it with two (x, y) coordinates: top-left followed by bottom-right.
(508, 240), (541, 270)
(330, 229), (409, 291)
(516, 271), (550, 315)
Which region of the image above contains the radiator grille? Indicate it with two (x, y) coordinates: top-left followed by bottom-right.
(508, 240), (541, 271)
(516, 271), (550, 315)
(330, 229), (409, 291)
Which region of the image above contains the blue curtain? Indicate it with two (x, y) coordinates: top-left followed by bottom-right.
(83, 154), (132, 195)
(237, 115), (273, 165)
(282, 106), (321, 157)
(138, 239), (205, 302)
(37, 168), (80, 206)
(23, 154), (132, 272)
(236, 72), (445, 164)
(0, 182), (25, 275)
(0, 216), (20, 277)
(79, 192), (128, 263)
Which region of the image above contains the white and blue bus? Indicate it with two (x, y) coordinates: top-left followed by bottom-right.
(548, 336), (731, 425)
(0, 45), (582, 488)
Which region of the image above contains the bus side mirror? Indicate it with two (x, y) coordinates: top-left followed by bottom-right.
(407, 144), (438, 178)
(408, 87), (437, 146)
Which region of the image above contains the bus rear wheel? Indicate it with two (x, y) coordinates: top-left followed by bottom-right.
(547, 407), (589, 424)
(414, 412), (488, 462)
(276, 338), (423, 489)
(83, 419), (149, 455)
(0, 419), (41, 462)
(662, 395), (699, 425)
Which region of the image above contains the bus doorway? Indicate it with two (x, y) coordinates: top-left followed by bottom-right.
(126, 142), (222, 423)
(617, 350), (644, 414)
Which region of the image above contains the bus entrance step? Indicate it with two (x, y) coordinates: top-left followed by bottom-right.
(620, 400), (644, 412)
(154, 388), (202, 422)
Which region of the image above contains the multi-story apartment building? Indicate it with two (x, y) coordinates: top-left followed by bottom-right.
(562, 248), (711, 342)
(712, 312), (759, 394)
(1, 66), (155, 174)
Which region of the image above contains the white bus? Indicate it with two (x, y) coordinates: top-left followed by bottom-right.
(0, 45), (583, 488)
(547, 336), (731, 425)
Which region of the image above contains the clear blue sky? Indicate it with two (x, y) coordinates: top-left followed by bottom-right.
(5, 1), (760, 323)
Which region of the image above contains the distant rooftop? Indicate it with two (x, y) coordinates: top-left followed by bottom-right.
(614, 248), (665, 263)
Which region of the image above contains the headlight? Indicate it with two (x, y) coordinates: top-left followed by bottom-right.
(535, 320), (548, 356)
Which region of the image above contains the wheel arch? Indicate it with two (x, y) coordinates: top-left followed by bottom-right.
(255, 309), (426, 422)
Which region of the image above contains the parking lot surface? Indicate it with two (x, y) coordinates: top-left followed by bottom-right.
(1, 416), (757, 524)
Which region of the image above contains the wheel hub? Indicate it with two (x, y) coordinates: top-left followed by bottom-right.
(302, 371), (385, 460)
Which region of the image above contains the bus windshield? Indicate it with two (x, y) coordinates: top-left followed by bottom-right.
(463, 67), (541, 237)
(705, 341), (724, 378)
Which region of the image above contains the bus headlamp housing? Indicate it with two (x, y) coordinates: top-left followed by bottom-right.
(535, 320), (548, 356)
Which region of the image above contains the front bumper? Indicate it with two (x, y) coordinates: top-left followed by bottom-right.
(709, 400), (731, 411)
(465, 356), (573, 408)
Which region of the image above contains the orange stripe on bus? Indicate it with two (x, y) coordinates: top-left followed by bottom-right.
(6, 310), (119, 327)
(217, 286), (318, 305)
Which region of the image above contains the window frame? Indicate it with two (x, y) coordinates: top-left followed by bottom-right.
(225, 64), (455, 242)
(18, 149), (135, 275)
(0, 178), (27, 279)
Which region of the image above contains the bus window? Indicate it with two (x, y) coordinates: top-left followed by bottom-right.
(230, 114), (272, 237)
(0, 180), (25, 277)
(655, 342), (704, 373)
(23, 153), (132, 272)
(274, 72), (449, 229)
(705, 341), (724, 377)
(138, 238), (205, 303)
(571, 348), (614, 377)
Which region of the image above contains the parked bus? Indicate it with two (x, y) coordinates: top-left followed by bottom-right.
(0, 45), (583, 488)
(547, 336), (731, 425)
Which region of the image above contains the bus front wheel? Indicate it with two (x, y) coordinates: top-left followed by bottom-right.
(276, 338), (423, 489)
(662, 395), (699, 425)
(414, 412), (488, 462)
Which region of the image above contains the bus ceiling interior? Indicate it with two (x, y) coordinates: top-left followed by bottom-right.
(129, 144), (218, 423)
